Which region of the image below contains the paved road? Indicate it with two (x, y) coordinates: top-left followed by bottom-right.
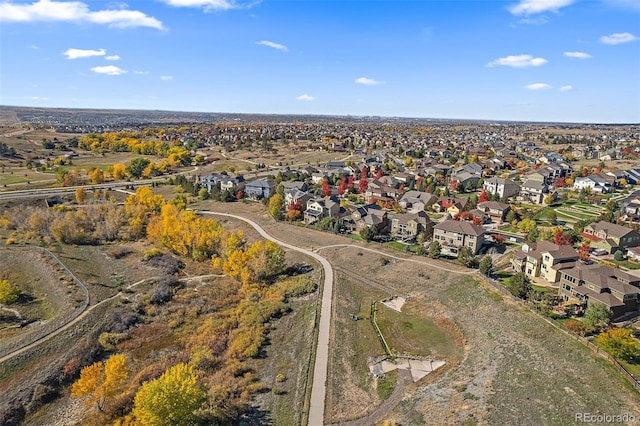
(197, 210), (333, 426)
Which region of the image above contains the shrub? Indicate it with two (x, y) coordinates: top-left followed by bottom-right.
(143, 248), (163, 260)
(614, 250), (624, 261)
(110, 247), (133, 259)
(564, 319), (589, 336)
(275, 374), (286, 383)
(143, 253), (185, 275)
(273, 387), (287, 395)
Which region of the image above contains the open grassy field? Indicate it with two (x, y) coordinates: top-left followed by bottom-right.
(325, 271), (393, 423)
(0, 248), (80, 342)
(376, 304), (459, 358)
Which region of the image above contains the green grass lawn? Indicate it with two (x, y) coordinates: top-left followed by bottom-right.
(532, 284), (554, 293)
(385, 241), (422, 254)
(375, 304), (459, 358)
(0, 174), (30, 185)
(610, 259), (640, 270)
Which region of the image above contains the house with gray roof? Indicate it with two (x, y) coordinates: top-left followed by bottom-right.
(483, 177), (520, 199)
(245, 179), (276, 200)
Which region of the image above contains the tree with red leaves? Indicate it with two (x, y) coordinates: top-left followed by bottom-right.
(491, 233), (506, 245)
(347, 174), (355, 189)
(285, 201), (303, 221)
(359, 169), (368, 193)
(479, 189), (490, 203)
(236, 190), (244, 200)
(554, 228), (573, 245)
(449, 179), (458, 192)
(338, 177), (348, 196)
(322, 178), (332, 197)
(578, 241), (591, 261)
(508, 158), (516, 169)
(553, 177), (567, 188)
(375, 169), (384, 179)
(472, 217), (482, 225)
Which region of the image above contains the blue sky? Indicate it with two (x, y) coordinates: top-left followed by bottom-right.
(1, 0), (639, 123)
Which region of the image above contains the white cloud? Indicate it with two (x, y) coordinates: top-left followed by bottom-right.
(600, 32), (638, 45)
(487, 54), (547, 68)
(133, 70), (150, 75)
(355, 77), (381, 85)
(160, 75), (173, 80)
(0, 0), (164, 30)
(28, 96), (48, 100)
(564, 51), (592, 58)
(296, 94), (315, 101)
(525, 83), (552, 90)
(91, 65), (126, 75)
(29, 44), (39, 49)
(105, 55), (120, 60)
(559, 85), (573, 91)
(256, 40), (288, 52)
(162, 0), (239, 10)
(62, 48), (105, 59)
(508, 0), (576, 15)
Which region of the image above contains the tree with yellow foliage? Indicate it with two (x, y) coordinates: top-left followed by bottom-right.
(75, 187), (87, 204)
(0, 279), (20, 304)
(87, 168), (104, 184)
(71, 354), (129, 412)
(112, 163), (127, 180)
(133, 363), (206, 426)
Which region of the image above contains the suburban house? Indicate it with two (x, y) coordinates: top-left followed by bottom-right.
(284, 189), (313, 211)
(477, 201), (510, 223)
(433, 220), (485, 256)
(573, 176), (611, 193)
(244, 179), (276, 200)
(483, 177), (520, 199)
(390, 211), (433, 238)
(558, 263), (640, 320)
(433, 196), (469, 216)
(581, 221), (640, 254)
(626, 246), (640, 263)
(281, 181), (308, 192)
(200, 174), (245, 192)
(519, 177), (547, 205)
(303, 196), (340, 225)
(348, 204), (388, 233)
(398, 190), (437, 212)
(511, 241), (579, 283)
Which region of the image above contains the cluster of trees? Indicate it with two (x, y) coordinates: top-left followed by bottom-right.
(4, 185), (317, 424)
(78, 132), (193, 167)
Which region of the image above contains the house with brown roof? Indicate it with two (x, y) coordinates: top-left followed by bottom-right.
(558, 263), (640, 319)
(390, 211), (433, 238)
(433, 196), (469, 217)
(398, 190), (437, 212)
(581, 221), (640, 254)
(433, 220), (485, 256)
(477, 201), (510, 223)
(511, 241), (579, 283)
